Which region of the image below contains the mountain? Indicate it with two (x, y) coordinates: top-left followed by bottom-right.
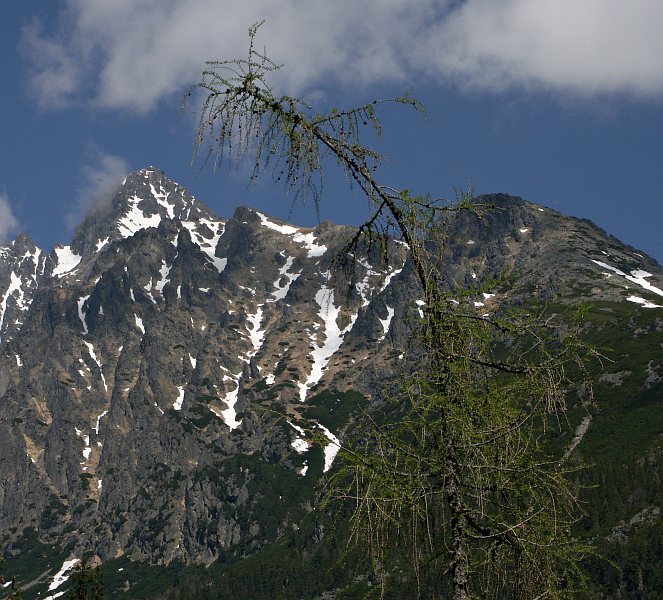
(0, 234), (47, 345)
(1, 168), (662, 598)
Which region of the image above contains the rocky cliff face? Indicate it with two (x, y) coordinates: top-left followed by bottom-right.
(0, 234), (47, 346)
(0, 168), (411, 568)
(433, 193), (663, 305)
(1, 169), (662, 597)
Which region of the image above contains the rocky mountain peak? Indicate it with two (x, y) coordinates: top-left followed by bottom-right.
(1, 170), (662, 597)
(436, 193), (663, 306)
(13, 232), (38, 248)
(46, 168), (226, 282)
(67, 167), (221, 258)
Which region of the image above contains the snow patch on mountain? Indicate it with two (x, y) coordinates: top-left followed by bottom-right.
(74, 427), (92, 465)
(354, 256), (404, 306)
(96, 237), (110, 252)
(256, 211), (327, 257)
(52, 246), (82, 277)
(415, 299), (425, 318)
(173, 386), (185, 411)
(94, 410), (108, 435)
(592, 260), (663, 297)
(256, 212), (298, 235)
(318, 424), (341, 473)
(135, 314), (145, 334)
(271, 255), (299, 301)
(287, 420), (309, 455)
(77, 294), (90, 334)
(627, 295), (663, 309)
(293, 231), (327, 257)
(291, 437), (309, 454)
(155, 260), (171, 295)
(212, 372), (242, 430)
(245, 305), (266, 358)
(182, 218), (226, 273)
(379, 264), (404, 293)
(150, 183), (174, 219)
(48, 558), (79, 592)
(117, 196), (162, 238)
(143, 278), (157, 304)
(298, 286), (358, 402)
(0, 272), (25, 338)
(83, 341), (107, 391)
(378, 306), (395, 341)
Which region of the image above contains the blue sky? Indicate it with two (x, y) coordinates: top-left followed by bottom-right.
(2, 1), (663, 263)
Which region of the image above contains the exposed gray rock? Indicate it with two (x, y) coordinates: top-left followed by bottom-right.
(1, 169), (662, 578)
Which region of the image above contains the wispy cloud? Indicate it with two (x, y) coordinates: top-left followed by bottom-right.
(21, 0), (663, 112)
(21, 19), (83, 109)
(67, 150), (130, 230)
(0, 192), (20, 242)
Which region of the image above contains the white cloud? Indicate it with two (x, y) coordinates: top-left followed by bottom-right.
(21, 0), (663, 112)
(67, 150), (130, 230)
(423, 0), (663, 98)
(0, 193), (20, 242)
(21, 20), (83, 109)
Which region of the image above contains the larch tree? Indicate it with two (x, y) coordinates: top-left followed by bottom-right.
(184, 23), (596, 599)
(0, 557), (23, 600)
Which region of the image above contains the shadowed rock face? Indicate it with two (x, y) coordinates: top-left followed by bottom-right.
(0, 233), (47, 344)
(435, 193), (663, 304)
(0, 168), (411, 565)
(0, 169), (662, 590)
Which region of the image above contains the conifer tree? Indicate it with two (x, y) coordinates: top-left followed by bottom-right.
(66, 560), (106, 600)
(185, 22), (596, 598)
(0, 558), (23, 600)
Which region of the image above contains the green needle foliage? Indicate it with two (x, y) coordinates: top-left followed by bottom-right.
(0, 557), (23, 600)
(186, 23), (598, 599)
(330, 300), (595, 598)
(66, 561), (106, 600)
(182, 22), (427, 255)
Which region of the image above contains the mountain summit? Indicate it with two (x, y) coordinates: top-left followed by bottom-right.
(0, 167), (408, 567)
(55, 167), (226, 278)
(0, 169), (662, 598)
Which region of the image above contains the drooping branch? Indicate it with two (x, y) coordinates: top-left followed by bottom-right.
(186, 23), (595, 600)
